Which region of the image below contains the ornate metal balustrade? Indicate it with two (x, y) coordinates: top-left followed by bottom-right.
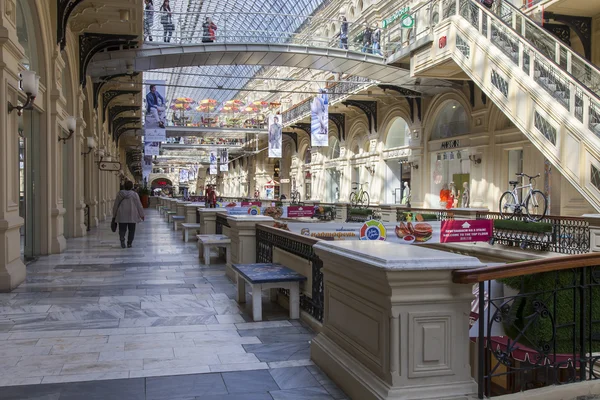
(476, 211), (590, 254)
(256, 224), (324, 322)
(453, 254), (600, 398)
(216, 213), (230, 235)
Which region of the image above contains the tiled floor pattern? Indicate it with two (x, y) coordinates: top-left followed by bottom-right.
(0, 209), (346, 399)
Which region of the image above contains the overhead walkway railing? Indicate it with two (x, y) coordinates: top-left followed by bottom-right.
(144, 11), (388, 56)
(442, 0), (600, 137)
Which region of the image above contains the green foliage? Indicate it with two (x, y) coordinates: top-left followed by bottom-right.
(138, 186), (151, 196)
(499, 271), (600, 353)
(493, 219), (553, 233)
(397, 212), (438, 222)
(349, 208), (373, 216)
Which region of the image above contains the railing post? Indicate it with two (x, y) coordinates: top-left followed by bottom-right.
(478, 8), (483, 33)
(486, 14), (492, 41)
(582, 214), (600, 252)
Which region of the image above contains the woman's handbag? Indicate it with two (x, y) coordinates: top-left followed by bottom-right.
(111, 218), (118, 232)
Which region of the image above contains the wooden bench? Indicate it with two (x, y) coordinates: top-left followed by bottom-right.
(172, 216), (185, 231)
(232, 263), (307, 322)
(197, 234), (231, 266)
(181, 223), (201, 242)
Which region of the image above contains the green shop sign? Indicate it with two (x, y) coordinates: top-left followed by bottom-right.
(382, 6), (414, 29)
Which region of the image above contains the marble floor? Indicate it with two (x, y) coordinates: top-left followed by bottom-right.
(0, 209), (346, 400)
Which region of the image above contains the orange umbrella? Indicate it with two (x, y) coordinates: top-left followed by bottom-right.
(170, 102), (192, 111)
(225, 99), (244, 106)
(252, 100), (269, 109)
(269, 102), (281, 109)
(244, 105), (260, 113)
(196, 104), (216, 112)
(200, 98), (218, 106)
(221, 105), (241, 113)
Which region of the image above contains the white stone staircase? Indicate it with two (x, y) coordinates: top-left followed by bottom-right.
(408, 0), (600, 211)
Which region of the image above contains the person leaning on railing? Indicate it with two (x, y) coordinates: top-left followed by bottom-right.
(202, 17), (217, 43)
(339, 16), (348, 49)
(144, 0), (154, 42)
(159, 0), (174, 43)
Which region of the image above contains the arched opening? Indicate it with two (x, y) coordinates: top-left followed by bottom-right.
(383, 117), (411, 204)
(16, 0), (42, 260)
(429, 100), (471, 208)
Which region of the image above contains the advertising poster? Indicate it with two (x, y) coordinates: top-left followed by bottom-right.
(286, 206), (315, 218)
(144, 142), (160, 156)
(142, 155), (153, 181)
(179, 169), (189, 183)
(209, 150), (217, 165)
(268, 115), (282, 158)
(209, 164), (217, 175)
(310, 88), (329, 147)
(219, 148), (229, 171)
(144, 80), (167, 142)
(282, 220), (492, 245)
(241, 201), (261, 206)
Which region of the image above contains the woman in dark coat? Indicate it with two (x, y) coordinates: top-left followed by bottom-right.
(202, 17), (217, 43)
(160, 0), (174, 43)
(112, 181), (145, 248)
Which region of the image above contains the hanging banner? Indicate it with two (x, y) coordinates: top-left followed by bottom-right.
(219, 148), (229, 171)
(179, 169), (189, 183)
(142, 155), (153, 181)
(209, 150), (217, 165)
(144, 142), (160, 156)
(209, 164), (217, 175)
(144, 80), (167, 143)
(311, 88), (329, 147)
(268, 115), (282, 158)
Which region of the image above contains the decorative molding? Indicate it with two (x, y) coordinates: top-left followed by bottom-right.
(544, 12), (592, 60)
(109, 105), (139, 131)
(291, 123), (311, 136)
(102, 90), (140, 117)
(57, 0), (87, 50)
(112, 117), (140, 139)
(79, 33), (137, 87)
(543, 23), (571, 47)
(328, 113), (345, 141)
(92, 72), (139, 109)
(342, 100), (377, 133)
(379, 84), (420, 98)
(379, 84), (422, 123)
(283, 132), (298, 153)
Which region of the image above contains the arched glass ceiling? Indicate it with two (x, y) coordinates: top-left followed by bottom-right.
(145, 0), (330, 121)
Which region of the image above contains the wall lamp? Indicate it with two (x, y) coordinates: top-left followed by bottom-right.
(407, 162), (419, 169)
(81, 137), (96, 156)
(58, 116), (77, 143)
(365, 163), (376, 175)
(8, 71), (40, 116)
(469, 155), (482, 164)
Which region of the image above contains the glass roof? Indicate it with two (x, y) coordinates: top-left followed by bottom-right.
(145, 0), (329, 122)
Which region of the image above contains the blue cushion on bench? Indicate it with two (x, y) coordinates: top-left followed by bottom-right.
(232, 263), (307, 284)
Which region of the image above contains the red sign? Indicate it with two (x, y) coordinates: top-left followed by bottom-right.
(439, 36), (447, 48)
(241, 201), (261, 206)
(440, 220), (493, 243)
(287, 206), (315, 218)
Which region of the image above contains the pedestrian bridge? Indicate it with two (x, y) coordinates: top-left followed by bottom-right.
(88, 42), (410, 84)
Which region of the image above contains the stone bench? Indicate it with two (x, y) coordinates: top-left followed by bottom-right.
(197, 234), (231, 266)
(232, 263), (307, 322)
(166, 211), (177, 223)
(181, 223), (201, 242)
(172, 216), (185, 231)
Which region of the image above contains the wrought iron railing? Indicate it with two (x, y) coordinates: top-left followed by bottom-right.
(476, 211), (590, 254)
(84, 204), (90, 232)
(396, 207), (455, 221)
(256, 224), (324, 322)
(453, 253), (600, 398)
(216, 213), (230, 234)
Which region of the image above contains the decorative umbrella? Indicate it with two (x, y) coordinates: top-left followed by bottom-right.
(269, 102), (281, 110)
(170, 102), (193, 111)
(224, 99), (244, 107)
(200, 98), (218, 106)
(196, 104), (217, 113)
(173, 97), (195, 105)
(252, 100), (269, 109)
(244, 105), (260, 113)
(221, 105), (241, 113)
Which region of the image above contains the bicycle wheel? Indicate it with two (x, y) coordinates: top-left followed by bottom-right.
(525, 190), (548, 221)
(361, 191), (370, 209)
(499, 191), (518, 219)
(349, 192), (357, 208)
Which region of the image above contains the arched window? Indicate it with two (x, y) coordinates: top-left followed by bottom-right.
(385, 117), (410, 148)
(329, 137), (340, 159)
(16, 1), (39, 72)
(358, 0), (364, 11)
(430, 100), (470, 140)
(349, 7), (355, 18)
(304, 147), (311, 164)
(352, 142), (360, 156)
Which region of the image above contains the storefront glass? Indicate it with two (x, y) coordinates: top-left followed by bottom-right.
(385, 117), (410, 148)
(430, 100), (469, 140)
(430, 151), (471, 208)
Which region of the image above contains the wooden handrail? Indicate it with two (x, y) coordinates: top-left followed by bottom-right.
(257, 223), (321, 246)
(453, 253), (600, 284)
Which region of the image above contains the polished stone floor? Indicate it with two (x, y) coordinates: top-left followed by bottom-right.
(0, 209), (346, 399)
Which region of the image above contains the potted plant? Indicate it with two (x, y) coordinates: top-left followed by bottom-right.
(139, 186), (151, 208)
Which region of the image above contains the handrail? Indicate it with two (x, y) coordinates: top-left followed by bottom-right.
(453, 252), (600, 284)
(256, 223), (321, 246)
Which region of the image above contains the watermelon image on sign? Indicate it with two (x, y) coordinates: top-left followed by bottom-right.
(359, 220), (386, 241)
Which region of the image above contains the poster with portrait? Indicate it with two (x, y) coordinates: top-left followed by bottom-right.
(219, 148), (228, 171)
(268, 115), (282, 158)
(209, 164), (217, 175)
(142, 155), (153, 181)
(209, 150), (217, 165)
(144, 80), (167, 142)
(180, 169), (189, 183)
(310, 89), (329, 147)
(144, 142), (160, 156)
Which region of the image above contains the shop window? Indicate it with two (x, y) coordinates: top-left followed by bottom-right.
(431, 100), (469, 140)
(329, 137), (340, 159)
(508, 149), (523, 181)
(430, 151), (471, 208)
(385, 117), (410, 148)
(16, 1), (39, 72)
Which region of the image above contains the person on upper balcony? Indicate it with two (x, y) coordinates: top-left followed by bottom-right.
(372, 22), (382, 56)
(144, 0), (154, 42)
(339, 16), (348, 49)
(202, 17), (217, 43)
(160, 0), (174, 43)
(361, 22), (372, 53)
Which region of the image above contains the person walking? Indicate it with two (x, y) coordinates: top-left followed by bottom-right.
(144, 0), (154, 42)
(112, 181), (145, 249)
(202, 17), (217, 43)
(160, 0), (174, 43)
(361, 23), (372, 53)
(339, 16), (348, 49)
(372, 23), (382, 56)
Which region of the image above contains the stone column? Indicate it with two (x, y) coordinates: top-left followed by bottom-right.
(311, 241), (481, 400)
(185, 204), (200, 223)
(582, 214), (600, 252)
(198, 208), (220, 234)
(334, 202), (349, 223)
(176, 201), (191, 217)
(379, 204), (399, 223)
(225, 216), (274, 281)
(0, 5), (26, 290)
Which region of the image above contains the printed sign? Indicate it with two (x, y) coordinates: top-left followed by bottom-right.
(311, 89), (329, 147)
(219, 148), (228, 171)
(359, 220), (387, 241)
(241, 201), (261, 206)
(440, 220), (493, 243)
(144, 80), (167, 143)
(247, 205), (261, 215)
(144, 142), (160, 156)
(286, 206), (315, 218)
(209, 164), (217, 175)
(98, 161), (121, 171)
(268, 115), (282, 158)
